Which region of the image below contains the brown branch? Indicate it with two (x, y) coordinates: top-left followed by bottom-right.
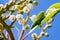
(0, 20), (15, 40)
(5, 33), (9, 40)
(6, 27), (14, 40)
(2, 32), (8, 40)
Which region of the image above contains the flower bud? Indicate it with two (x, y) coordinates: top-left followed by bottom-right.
(27, 3), (34, 10)
(29, 1), (33, 3)
(1, 14), (6, 19)
(23, 24), (29, 30)
(9, 15), (16, 22)
(30, 15), (37, 22)
(45, 33), (49, 37)
(47, 24), (51, 28)
(16, 14), (23, 20)
(23, 6), (30, 13)
(31, 33), (37, 39)
(33, 1), (38, 6)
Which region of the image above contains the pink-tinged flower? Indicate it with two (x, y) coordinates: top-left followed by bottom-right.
(20, 0), (25, 2)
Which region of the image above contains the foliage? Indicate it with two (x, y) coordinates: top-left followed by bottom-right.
(0, 0), (60, 40)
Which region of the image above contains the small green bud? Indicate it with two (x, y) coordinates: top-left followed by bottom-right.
(33, 1), (38, 6)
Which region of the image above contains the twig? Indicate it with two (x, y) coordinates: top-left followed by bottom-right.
(9, 20), (16, 26)
(22, 25), (38, 40)
(18, 13), (30, 40)
(19, 28), (25, 40)
(2, 32), (8, 40)
(37, 23), (50, 39)
(5, 33), (9, 40)
(0, 20), (15, 40)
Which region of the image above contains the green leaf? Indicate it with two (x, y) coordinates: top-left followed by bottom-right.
(31, 11), (45, 29)
(41, 3), (60, 25)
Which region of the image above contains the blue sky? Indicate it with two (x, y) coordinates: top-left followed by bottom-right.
(0, 0), (60, 40)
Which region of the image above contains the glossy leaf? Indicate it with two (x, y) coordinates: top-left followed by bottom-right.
(41, 3), (60, 25)
(31, 11), (45, 29)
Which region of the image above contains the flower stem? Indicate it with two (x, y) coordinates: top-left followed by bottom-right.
(2, 32), (8, 40)
(22, 25), (38, 40)
(18, 28), (25, 40)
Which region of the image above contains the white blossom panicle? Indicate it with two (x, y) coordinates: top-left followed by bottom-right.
(23, 6), (30, 13)
(30, 15), (37, 22)
(27, 3), (34, 10)
(9, 15), (16, 22)
(16, 14), (23, 20)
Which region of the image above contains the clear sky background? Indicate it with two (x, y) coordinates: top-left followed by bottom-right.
(0, 0), (60, 40)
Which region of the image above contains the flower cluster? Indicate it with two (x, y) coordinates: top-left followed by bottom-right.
(0, 0), (57, 40)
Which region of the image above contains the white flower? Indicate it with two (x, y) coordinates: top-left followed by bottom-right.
(30, 15), (37, 22)
(23, 6), (30, 13)
(1, 14), (6, 19)
(0, 4), (3, 7)
(16, 14), (23, 20)
(9, 15), (16, 22)
(27, 3), (34, 10)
